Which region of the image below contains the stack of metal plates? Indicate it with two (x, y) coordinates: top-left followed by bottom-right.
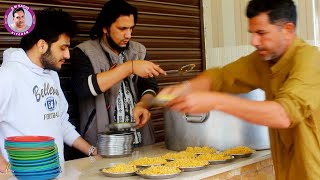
(97, 131), (134, 157)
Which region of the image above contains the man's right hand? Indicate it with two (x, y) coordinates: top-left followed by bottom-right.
(131, 60), (166, 78)
(157, 81), (192, 99)
(0, 156), (11, 174)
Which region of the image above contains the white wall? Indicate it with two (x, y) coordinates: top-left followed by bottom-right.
(202, 0), (320, 69)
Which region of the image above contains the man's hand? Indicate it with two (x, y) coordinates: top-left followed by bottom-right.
(0, 156), (11, 174)
(133, 102), (151, 129)
(157, 81), (192, 101)
(72, 137), (99, 157)
(131, 60), (167, 78)
(166, 92), (217, 114)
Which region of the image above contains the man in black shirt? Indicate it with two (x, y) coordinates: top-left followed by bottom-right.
(70, 0), (166, 146)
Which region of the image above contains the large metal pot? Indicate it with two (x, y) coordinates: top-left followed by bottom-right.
(164, 89), (270, 151)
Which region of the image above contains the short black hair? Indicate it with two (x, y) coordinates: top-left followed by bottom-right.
(90, 0), (138, 40)
(13, 7), (25, 17)
(246, 0), (297, 26)
(19, 8), (78, 51)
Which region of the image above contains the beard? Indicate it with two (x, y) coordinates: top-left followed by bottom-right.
(261, 54), (275, 61)
(106, 33), (129, 53)
(40, 47), (60, 72)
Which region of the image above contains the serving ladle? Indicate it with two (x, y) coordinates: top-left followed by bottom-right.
(166, 64), (196, 75)
(152, 64), (196, 106)
(108, 64), (196, 130)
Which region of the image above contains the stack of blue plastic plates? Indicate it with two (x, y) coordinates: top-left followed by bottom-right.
(5, 136), (61, 180)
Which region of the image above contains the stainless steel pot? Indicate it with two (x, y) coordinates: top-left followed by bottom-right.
(164, 89), (270, 151)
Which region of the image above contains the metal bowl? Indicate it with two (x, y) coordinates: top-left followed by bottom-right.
(136, 163), (166, 169)
(231, 152), (253, 158)
(208, 156), (234, 165)
(153, 95), (176, 106)
(136, 171), (181, 179)
(179, 165), (207, 172)
(99, 168), (136, 177)
(101, 154), (132, 158)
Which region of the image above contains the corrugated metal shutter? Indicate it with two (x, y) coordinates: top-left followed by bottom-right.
(0, 0), (204, 158)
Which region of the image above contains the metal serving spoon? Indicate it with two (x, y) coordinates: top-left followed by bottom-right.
(166, 64), (196, 75)
(152, 64), (196, 106)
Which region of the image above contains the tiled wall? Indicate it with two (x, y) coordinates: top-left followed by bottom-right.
(205, 45), (255, 69)
(203, 0), (320, 69)
(202, 158), (275, 180)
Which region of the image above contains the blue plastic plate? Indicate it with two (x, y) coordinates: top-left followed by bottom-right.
(12, 166), (61, 175)
(11, 163), (60, 173)
(11, 157), (59, 167)
(14, 171), (60, 180)
(9, 153), (58, 164)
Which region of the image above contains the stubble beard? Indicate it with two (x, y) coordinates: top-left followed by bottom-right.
(106, 33), (129, 53)
(40, 48), (60, 72)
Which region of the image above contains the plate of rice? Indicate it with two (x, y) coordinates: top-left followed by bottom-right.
(100, 164), (138, 177)
(185, 146), (217, 155)
(136, 166), (181, 179)
(165, 158), (209, 172)
(223, 146), (255, 158)
(196, 153), (234, 165)
(129, 157), (167, 168)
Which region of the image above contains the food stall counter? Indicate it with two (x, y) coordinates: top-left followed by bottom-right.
(1, 142), (271, 180)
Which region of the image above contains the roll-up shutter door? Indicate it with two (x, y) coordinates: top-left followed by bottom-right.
(0, 0), (205, 158)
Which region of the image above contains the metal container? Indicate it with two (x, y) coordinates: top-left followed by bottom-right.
(164, 89), (270, 151)
(97, 131), (134, 157)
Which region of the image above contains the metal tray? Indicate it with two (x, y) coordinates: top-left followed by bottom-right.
(136, 163), (165, 169)
(99, 168), (136, 177)
(231, 152), (253, 158)
(101, 153), (132, 158)
(136, 171), (181, 179)
(179, 165), (207, 172)
(208, 156), (234, 165)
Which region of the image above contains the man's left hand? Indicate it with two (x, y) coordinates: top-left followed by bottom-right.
(133, 104), (151, 129)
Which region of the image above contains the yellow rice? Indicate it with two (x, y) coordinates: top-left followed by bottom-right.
(223, 146), (254, 155)
(129, 157), (167, 166)
(161, 151), (195, 160)
(102, 164), (138, 173)
(165, 158), (209, 168)
(196, 152), (232, 161)
(185, 146), (217, 154)
(155, 94), (176, 101)
(138, 166), (181, 175)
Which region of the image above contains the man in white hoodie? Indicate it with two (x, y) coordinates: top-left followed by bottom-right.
(0, 8), (97, 174)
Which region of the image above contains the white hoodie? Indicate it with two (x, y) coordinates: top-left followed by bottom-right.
(0, 48), (80, 162)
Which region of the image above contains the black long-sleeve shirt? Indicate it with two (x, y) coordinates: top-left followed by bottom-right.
(70, 47), (159, 100)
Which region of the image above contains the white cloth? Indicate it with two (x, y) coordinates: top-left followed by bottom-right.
(113, 53), (141, 144)
(0, 48), (80, 163)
